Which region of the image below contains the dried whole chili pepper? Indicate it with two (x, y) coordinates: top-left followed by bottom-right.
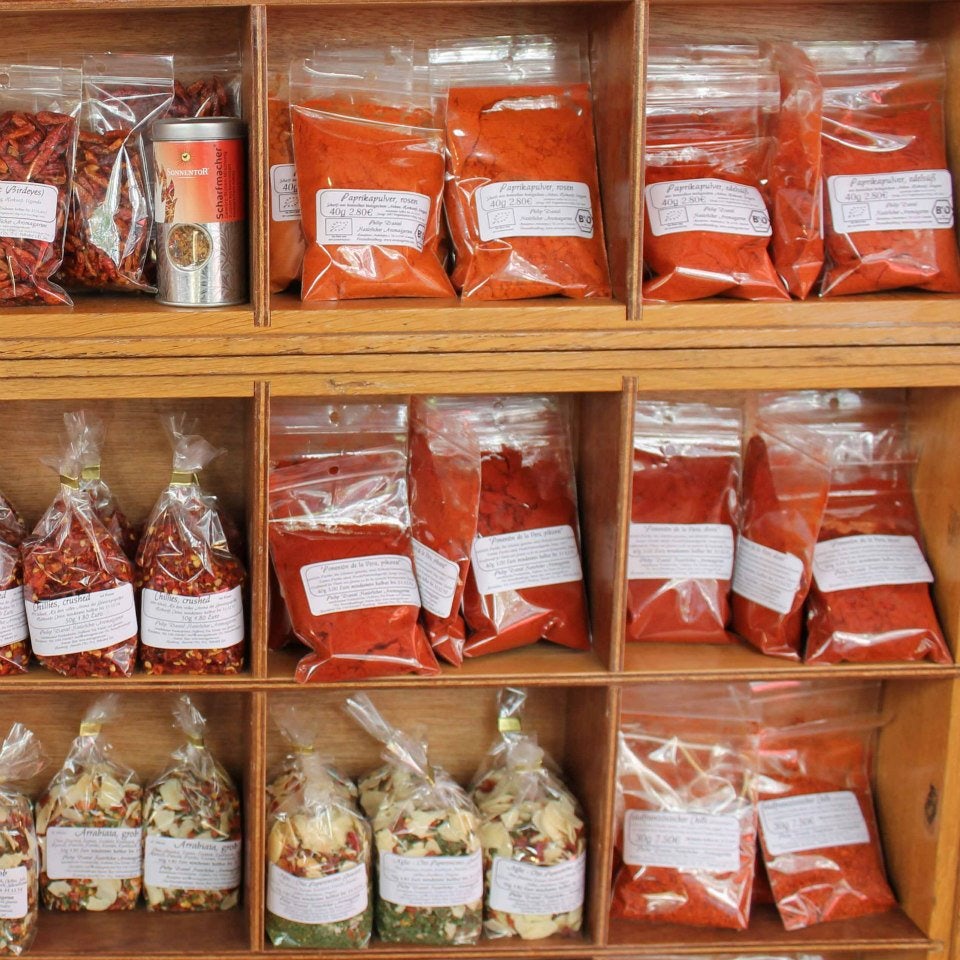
(168, 76), (231, 119)
(627, 401), (740, 644)
(268, 82), (304, 294)
(0, 490), (28, 676)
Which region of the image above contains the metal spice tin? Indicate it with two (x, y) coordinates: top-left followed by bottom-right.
(151, 117), (246, 306)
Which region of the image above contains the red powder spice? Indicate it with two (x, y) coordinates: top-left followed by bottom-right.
(268, 92), (305, 294)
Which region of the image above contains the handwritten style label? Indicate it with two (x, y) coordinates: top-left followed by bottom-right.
(379, 849), (482, 908)
(316, 189), (429, 250)
(412, 539), (460, 619)
(27, 584), (137, 656)
(270, 164), (299, 222)
(732, 535), (804, 615)
(471, 525), (583, 595)
(759, 791), (869, 856)
(628, 523), (734, 580)
(145, 836), (241, 890)
(828, 170), (954, 234)
(476, 181), (594, 241)
(141, 586), (243, 650)
(0, 181), (58, 242)
(812, 534), (933, 593)
(300, 554), (420, 616)
(488, 854), (586, 915)
(623, 810), (740, 872)
(645, 178), (771, 237)
(267, 862), (368, 924)
(0, 867), (28, 919)
(45, 826), (142, 880)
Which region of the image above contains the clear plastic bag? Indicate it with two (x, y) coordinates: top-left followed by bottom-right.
(0, 62), (80, 306)
(345, 694), (482, 946)
(143, 696), (241, 912)
(36, 696), (142, 911)
(136, 415), (245, 675)
(471, 686), (530, 807)
(168, 53), (242, 119)
(268, 71), (304, 294)
(643, 46), (788, 302)
(431, 35), (610, 300)
(0, 723), (45, 955)
(0, 489), (28, 675)
(627, 400), (741, 643)
(58, 54), (173, 292)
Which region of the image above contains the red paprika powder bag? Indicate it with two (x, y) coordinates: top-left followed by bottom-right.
(432, 36), (611, 300)
(804, 41), (960, 296)
(643, 47), (788, 302)
(136, 416), (245, 675)
(0, 491), (28, 675)
(627, 400), (740, 644)
(268, 72), (304, 295)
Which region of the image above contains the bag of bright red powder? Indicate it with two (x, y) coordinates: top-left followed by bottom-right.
(627, 400), (740, 644)
(0, 491), (28, 675)
(804, 41), (960, 296)
(267, 401), (439, 682)
(643, 46), (788, 302)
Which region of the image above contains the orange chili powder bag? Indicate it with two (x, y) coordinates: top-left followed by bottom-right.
(432, 36), (610, 300)
(805, 41), (960, 296)
(267, 73), (304, 294)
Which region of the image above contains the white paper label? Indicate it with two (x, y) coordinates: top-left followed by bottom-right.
(488, 853), (586, 916)
(475, 180), (595, 241)
(828, 170), (954, 234)
(732, 536), (805, 615)
(140, 586), (244, 650)
(623, 810), (740, 872)
(471, 525), (583, 595)
(316, 189), (429, 250)
(267, 862), (368, 924)
(144, 836), (241, 890)
(645, 178), (771, 237)
(627, 523), (734, 580)
(412, 539), (460, 619)
(759, 791), (869, 856)
(812, 534), (933, 593)
(299, 554), (420, 616)
(27, 584), (138, 656)
(379, 849), (482, 908)
(0, 586), (27, 646)
(270, 163), (299, 222)
(0, 181), (58, 242)
(0, 867), (28, 919)
(45, 826), (142, 880)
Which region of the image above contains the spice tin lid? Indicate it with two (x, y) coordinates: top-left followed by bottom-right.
(151, 116), (246, 141)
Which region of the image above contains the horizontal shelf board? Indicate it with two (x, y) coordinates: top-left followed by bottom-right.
(262, 934), (593, 957)
(0, 670), (258, 692)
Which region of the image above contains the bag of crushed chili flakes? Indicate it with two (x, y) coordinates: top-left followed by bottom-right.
(804, 41), (960, 297)
(36, 696), (142, 912)
(643, 46), (788, 302)
(0, 723), (45, 955)
(22, 438), (138, 679)
(431, 35), (611, 301)
(346, 694), (483, 946)
(0, 490), (28, 675)
(627, 400), (741, 644)
(136, 415), (245, 675)
(268, 400), (439, 682)
(267, 71), (304, 294)
(143, 696), (241, 912)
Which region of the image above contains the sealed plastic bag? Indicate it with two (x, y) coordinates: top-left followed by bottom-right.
(0, 491), (28, 676)
(432, 35), (610, 300)
(136, 416), (245, 675)
(0, 62), (80, 306)
(643, 46), (788, 302)
(268, 72), (304, 294)
(168, 53), (241, 119)
(627, 400), (740, 644)
(346, 694), (482, 946)
(58, 54), (173, 292)
(22, 435), (138, 678)
(143, 696), (241, 911)
(268, 401), (438, 682)
(0, 724), (45, 955)
(290, 45), (454, 301)
(36, 697), (142, 911)
(805, 41), (960, 296)
(471, 687), (530, 807)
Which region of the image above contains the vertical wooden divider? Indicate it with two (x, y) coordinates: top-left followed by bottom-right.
(250, 5), (270, 327)
(251, 381), (270, 679)
(247, 691), (269, 951)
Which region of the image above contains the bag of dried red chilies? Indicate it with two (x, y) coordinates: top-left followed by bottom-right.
(804, 41), (960, 296)
(627, 400), (740, 644)
(290, 45), (454, 301)
(268, 401), (439, 682)
(431, 35), (611, 300)
(0, 62), (80, 306)
(21, 429), (138, 678)
(268, 71), (304, 294)
(0, 490), (27, 675)
(136, 416), (245, 675)
(167, 53), (241, 119)
(643, 46), (788, 302)
(58, 54), (173, 293)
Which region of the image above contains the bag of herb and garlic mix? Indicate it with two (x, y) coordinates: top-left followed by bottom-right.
(356, 724), (428, 820)
(471, 686), (532, 807)
(346, 694), (483, 946)
(142, 696), (242, 911)
(36, 696), (142, 911)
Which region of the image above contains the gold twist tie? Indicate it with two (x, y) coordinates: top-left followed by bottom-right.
(60, 474), (81, 490)
(81, 465), (101, 481)
(293, 744), (316, 756)
(79, 722), (101, 737)
(498, 717), (522, 733)
(170, 470), (197, 486)
(187, 734), (205, 748)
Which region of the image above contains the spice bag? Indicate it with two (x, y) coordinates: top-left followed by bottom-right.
(346, 694), (483, 946)
(643, 46), (788, 302)
(627, 400), (741, 644)
(756, 715), (896, 930)
(268, 72), (304, 294)
(409, 396), (481, 666)
(58, 54), (174, 293)
(136, 416), (245, 675)
(471, 686), (531, 807)
(36, 697), (142, 911)
(803, 41), (960, 296)
(0, 490), (28, 676)
(268, 401), (439, 682)
(356, 727), (427, 821)
(22, 439), (138, 679)
(168, 53), (242, 119)
(460, 395), (591, 657)
(431, 35), (610, 300)
(0, 63), (80, 306)
(290, 45), (454, 301)
(0, 724), (45, 955)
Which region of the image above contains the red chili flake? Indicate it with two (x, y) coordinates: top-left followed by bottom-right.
(0, 491), (28, 675)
